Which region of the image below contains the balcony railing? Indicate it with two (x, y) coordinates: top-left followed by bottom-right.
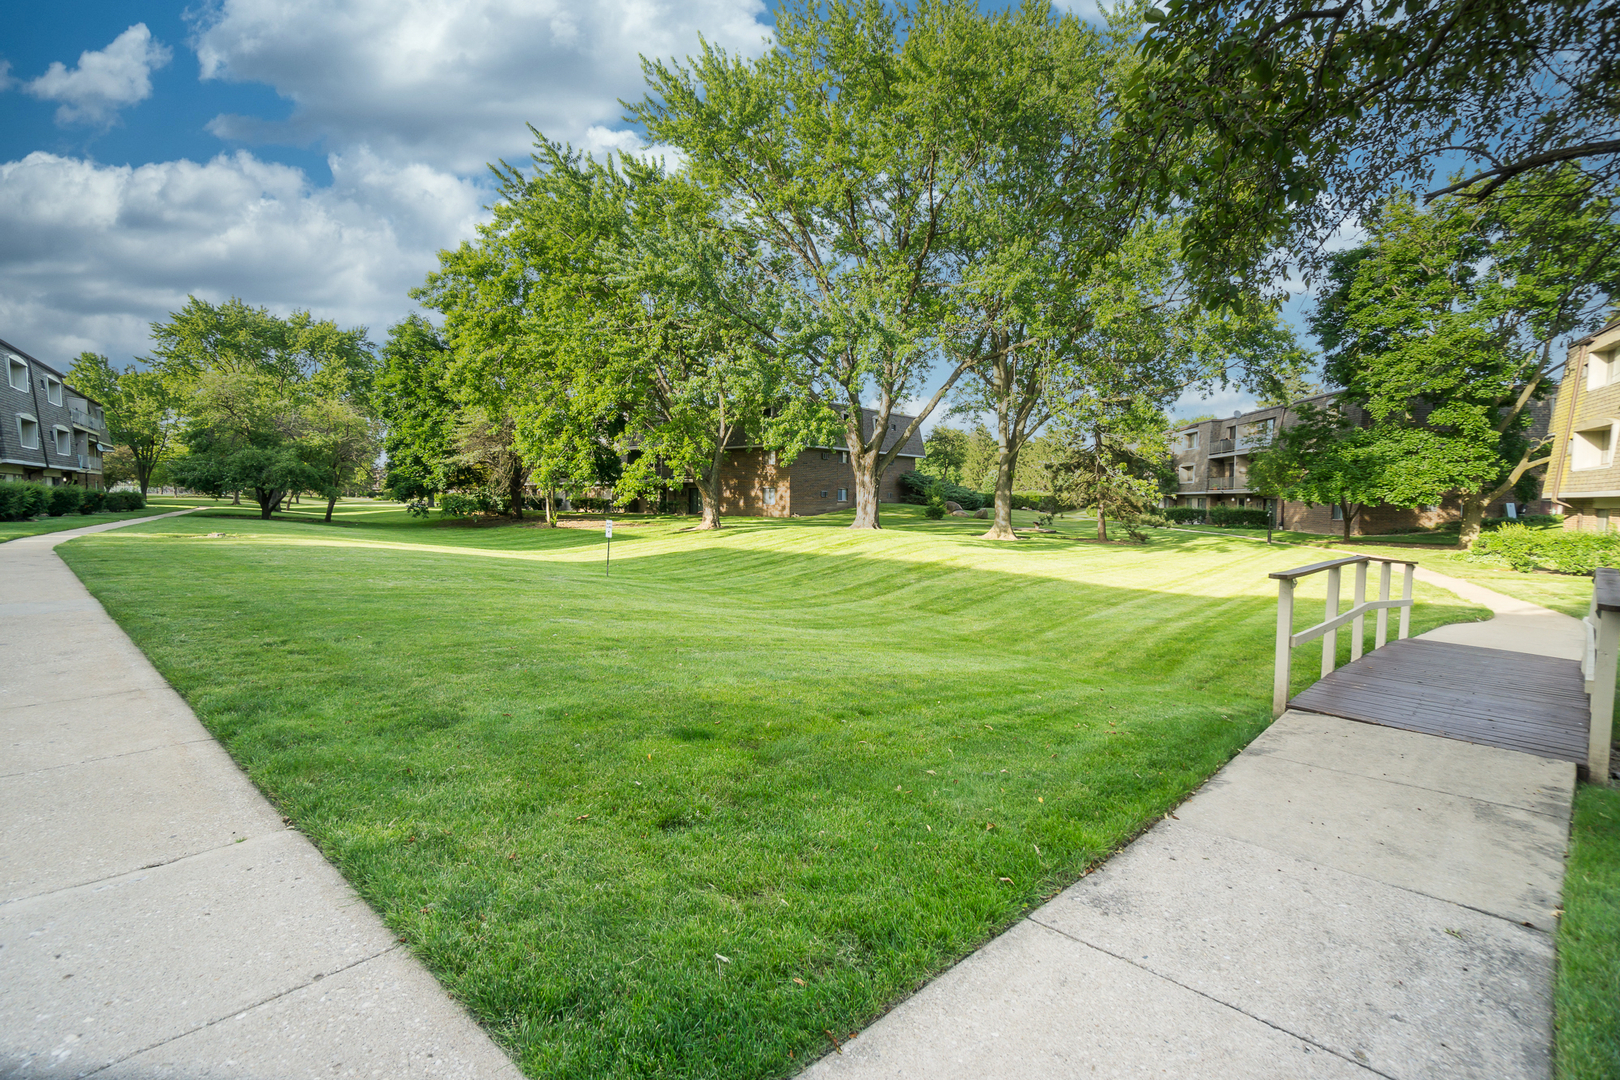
(69, 407), (104, 430)
(1208, 475), (1247, 490)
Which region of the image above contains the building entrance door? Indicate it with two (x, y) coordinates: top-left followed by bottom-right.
(689, 488), (702, 515)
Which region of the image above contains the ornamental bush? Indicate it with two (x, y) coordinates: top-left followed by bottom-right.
(78, 488), (107, 513)
(0, 481), (52, 521)
(46, 485), (83, 516)
(900, 472), (988, 511)
(1163, 507), (1205, 524)
(1470, 523), (1620, 575)
(102, 490), (146, 512)
(1207, 506), (1271, 528)
(439, 491), (494, 517)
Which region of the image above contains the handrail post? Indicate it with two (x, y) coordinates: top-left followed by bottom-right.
(1398, 563), (1414, 639)
(1274, 578), (1295, 718)
(1351, 560), (1368, 662)
(1375, 561), (1391, 650)
(1322, 566), (1341, 678)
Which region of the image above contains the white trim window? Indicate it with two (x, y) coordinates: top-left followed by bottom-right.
(763, 486), (777, 507)
(1570, 423), (1618, 470)
(6, 356), (26, 393)
(53, 426), (72, 456)
(837, 487), (848, 502)
(1589, 346), (1620, 390)
(43, 375), (62, 407)
(17, 414), (39, 449)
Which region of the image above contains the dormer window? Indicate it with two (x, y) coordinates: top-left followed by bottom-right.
(6, 356), (27, 392)
(43, 375), (62, 406)
(54, 426), (72, 455)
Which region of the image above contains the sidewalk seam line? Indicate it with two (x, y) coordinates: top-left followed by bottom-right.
(0, 830), (296, 909)
(1166, 815), (1557, 936)
(77, 943), (403, 1077)
(1246, 749), (1571, 820)
(0, 737), (217, 780)
(1025, 915), (1394, 1079)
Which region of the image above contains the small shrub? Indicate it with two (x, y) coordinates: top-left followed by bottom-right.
(1207, 506), (1271, 528)
(900, 473), (991, 511)
(102, 490), (145, 512)
(47, 485), (83, 516)
(0, 481), (53, 521)
(404, 499), (432, 518)
(439, 491), (494, 517)
(1135, 512), (1171, 529)
(1164, 507), (1206, 525)
(78, 489), (107, 513)
(1469, 523), (1620, 575)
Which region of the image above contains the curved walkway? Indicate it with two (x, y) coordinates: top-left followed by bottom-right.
(0, 511), (521, 1079)
(805, 557), (1575, 1079)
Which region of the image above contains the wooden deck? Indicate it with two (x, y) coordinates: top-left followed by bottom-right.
(1289, 637), (1590, 764)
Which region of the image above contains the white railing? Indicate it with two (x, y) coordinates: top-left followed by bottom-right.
(1271, 555), (1418, 717)
(1583, 567), (1620, 780)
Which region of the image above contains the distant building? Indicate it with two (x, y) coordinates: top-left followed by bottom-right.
(614, 407), (925, 517)
(1, 338), (111, 489)
(1166, 393), (1546, 535)
(1544, 319), (1620, 530)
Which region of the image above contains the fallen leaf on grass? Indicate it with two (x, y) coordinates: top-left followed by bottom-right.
(999, 877), (1013, 883)
(574, 814), (590, 822)
(794, 977), (806, 986)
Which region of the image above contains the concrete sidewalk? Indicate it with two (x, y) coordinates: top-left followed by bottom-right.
(1, 513), (522, 1079)
(806, 576), (1575, 1079)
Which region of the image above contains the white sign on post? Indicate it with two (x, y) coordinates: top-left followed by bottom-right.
(605, 519), (613, 537)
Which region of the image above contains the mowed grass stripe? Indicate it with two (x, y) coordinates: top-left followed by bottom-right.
(58, 505), (1488, 1079)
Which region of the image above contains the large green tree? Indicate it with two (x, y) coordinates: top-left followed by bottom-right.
(1123, 0), (1619, 302)
(1311, 174), (1620, 545)
(634, 0), (1029, 529)
(66, 353), (181, 496)
(1247, 401), (1383, 539)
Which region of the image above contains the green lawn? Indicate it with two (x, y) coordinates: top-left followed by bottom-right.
(1558, 785), (1620, 1080)
(57, 504), (1489, 1079)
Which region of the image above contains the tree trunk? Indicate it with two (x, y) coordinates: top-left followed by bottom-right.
(509, 458), (524, 519)
(849, 450), (882, 529)
(983, 447), (1018, 540)
(325, 493), (337, 523)
(1458, 495), (1485, 548)
(1097, 507), (1107, 541)
(544, 489), (555, 527)
(231, 489), (240, 505)
(1341, 500), (1354, 540)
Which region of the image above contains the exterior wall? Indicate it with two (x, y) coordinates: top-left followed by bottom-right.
(0, 339), (107, 489)
(717, 448), (793, 518)
(787, 449), (855, 515)
(1548, 321), (1620, 530)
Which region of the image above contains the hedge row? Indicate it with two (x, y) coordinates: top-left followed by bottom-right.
(1469, 523), (1620, 575)
(1162, 506), (1272, 528)
(0, 483), (144, 521)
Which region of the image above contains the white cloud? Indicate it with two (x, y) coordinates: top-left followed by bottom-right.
(192, 0), (772, 174)
(0, 151), (485, 363)
(24, 24), (172, 126)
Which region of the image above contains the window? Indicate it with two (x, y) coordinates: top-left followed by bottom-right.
(838, 451), (848, 464)
(6, 356), (26, 393)
(837, 488), (848, 502)
(764, 486), (776, 506)
(53, 427), (71, 456)
(1421, 504), (1439, 512)
(1571, 424), (1616, 470)
(1332, 504), (1344, 520)
(17, 415), (39, 449)
(1184, 431), (1198, 450)
(820, 489), (829, 498)
(1194, 497), (1205, 509)
(1589, 347), (1620, 390)
(820, 451), (829, 461)
(44, 376), (62, 407)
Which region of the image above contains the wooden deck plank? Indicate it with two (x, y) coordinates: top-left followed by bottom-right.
(1289, 637), (1591, 764)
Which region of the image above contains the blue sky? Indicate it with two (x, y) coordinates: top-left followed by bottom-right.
(1, 0), (1268, 423)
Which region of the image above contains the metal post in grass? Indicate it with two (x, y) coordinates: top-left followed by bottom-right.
(605, 517), (612, 577)
(1273, 577), (1295, 718)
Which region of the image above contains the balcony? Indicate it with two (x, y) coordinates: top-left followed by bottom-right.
(1208, 475), (1248, 491)
(69, 407), (104, 431)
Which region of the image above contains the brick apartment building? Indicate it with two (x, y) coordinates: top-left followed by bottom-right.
(1167, 392), (1547, 535)
(1545, 318), (1620, 531)
(1, 338), (111, 489)
(652, 407), (925, 517)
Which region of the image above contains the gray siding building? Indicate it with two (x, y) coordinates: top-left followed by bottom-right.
(2, 338), (110, 489)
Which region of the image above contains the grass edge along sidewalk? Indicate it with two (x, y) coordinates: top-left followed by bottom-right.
(57, 506), (1489, 1080)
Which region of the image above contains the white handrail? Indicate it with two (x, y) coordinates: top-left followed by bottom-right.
(1586, 568), (1620, 781)
(1271, 555), (1417, 718)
